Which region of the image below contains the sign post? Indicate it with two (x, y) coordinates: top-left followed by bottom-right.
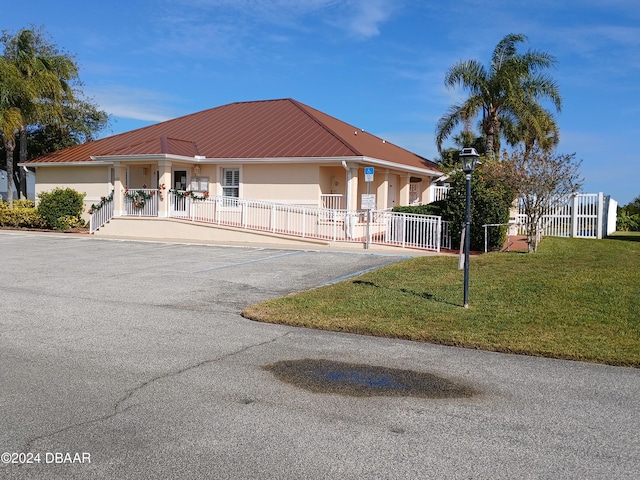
(364, 167), (375, 249)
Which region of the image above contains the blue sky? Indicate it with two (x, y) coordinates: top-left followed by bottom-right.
(7, 0), (640, 204)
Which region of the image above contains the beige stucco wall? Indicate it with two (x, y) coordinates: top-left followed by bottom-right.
(129, 164), (153, 188)
(420, 182), (430, 204)
(35, 165), (112, 220)
(35, 165), (111, 209)
(240, 163), (320, 204)
(195, 164), (216, 189)
(354, 169), (437, 209)
(319, 166), (346, 195)
(354, 168), (405, 210)
(35, 166), (110, 198)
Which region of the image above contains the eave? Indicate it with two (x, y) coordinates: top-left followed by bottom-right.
(22, 153), (441, 177)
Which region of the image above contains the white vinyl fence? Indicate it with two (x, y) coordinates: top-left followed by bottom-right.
(515, 193), (617, 239)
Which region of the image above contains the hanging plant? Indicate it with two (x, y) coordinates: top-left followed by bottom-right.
(124, 189), (152, 208)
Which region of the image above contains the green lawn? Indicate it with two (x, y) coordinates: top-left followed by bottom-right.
(243, 236), (640, 367)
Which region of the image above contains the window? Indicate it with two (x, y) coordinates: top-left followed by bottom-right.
(222, 168), (239, 198)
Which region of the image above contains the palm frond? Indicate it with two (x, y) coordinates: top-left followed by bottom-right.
(445, 59), (487, 93)
(492, 33), (527, 70)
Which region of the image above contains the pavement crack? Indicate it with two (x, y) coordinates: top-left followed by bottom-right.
(20, 331), (291, 453)
(113, 331), (291, 412)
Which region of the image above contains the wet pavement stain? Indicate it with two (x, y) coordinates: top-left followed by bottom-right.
(264, 359), (477, 398)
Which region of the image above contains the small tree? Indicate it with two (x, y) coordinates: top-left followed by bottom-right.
(505, 146), (583, 252)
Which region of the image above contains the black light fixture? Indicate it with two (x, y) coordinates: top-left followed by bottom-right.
(460, 147), (479, 174)
(459, 147), (479, 308)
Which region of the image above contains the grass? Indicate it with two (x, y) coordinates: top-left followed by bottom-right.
(243, 236), (640, 367)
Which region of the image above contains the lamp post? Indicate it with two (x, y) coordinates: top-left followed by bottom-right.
(460, 147), (479, 308)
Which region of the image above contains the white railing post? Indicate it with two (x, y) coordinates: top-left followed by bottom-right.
(242, 201), (247, 228)
(271, 204), (276, 233)
(571, 194), (580, 238)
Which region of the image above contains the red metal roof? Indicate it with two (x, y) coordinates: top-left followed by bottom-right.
(26, 98), (440, 172)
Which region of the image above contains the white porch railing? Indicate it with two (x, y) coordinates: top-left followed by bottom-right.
(431, 186), (450, 202)
(88, 192), (115, 233)
(168, 192), (449, 251)
(170, 192), (190, 218)
(123, 189), (159, 217)
(321, 194), (342, 210)
(381, 212), (445, 251)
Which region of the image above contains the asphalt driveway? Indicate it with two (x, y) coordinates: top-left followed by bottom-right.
(0, 231), (638, 479)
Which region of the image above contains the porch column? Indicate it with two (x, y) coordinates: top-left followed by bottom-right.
(113, 162), (127, 217)
(342, 162), (359, 211)
(377, 169), (389, 210)
(421, 178), (431, 204)
(348, 167), (359, 211)
(399, 174), (411, 206)
(157, 160), (172, 218)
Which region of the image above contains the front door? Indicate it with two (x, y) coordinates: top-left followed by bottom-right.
(174, 171), (187, 191)
(387, 174), (398, 209)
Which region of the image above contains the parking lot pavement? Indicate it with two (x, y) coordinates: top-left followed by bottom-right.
(1, 231), (638, 479)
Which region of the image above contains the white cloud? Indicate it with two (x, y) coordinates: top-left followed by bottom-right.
(346, 0), (395, 39)
(165, 0), (398, 42)
(87, 85), (180, 123)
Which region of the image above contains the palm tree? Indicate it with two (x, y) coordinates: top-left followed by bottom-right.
(502, 104), (559, 159)
(436, 33), (562, 158)
(1, 28), (78, 201)
(0, 57), (32, 207)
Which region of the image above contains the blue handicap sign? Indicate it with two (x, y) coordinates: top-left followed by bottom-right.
(364, 167), (374, 182)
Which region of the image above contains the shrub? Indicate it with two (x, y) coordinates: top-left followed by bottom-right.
(443, 165), (515, 251)
(617, 210), (640, 232)
(0, 201), (47, 228)
(393, 200), (446, 216)
(37, 188), (86, 230)
(617, 196), (640, 232)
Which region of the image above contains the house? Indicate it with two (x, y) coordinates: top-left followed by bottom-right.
(22, 98), (446, 248)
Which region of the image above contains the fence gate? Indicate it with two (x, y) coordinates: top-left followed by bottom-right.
(517, 193), (614, 239)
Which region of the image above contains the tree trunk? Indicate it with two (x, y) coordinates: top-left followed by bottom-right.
(19, 127), (27, 199)
(4, 137), (16, 208)
(527, 219), (540, 253)
(484, 117), (494, 159)
(484, 110), (500, 160)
